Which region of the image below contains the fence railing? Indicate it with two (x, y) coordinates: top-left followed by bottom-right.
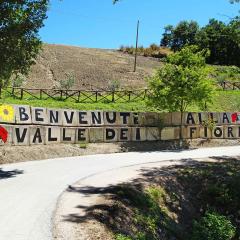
(0, 87), (149, 103)
(217, 81), (240, 90)
(0, 81), (239, 104)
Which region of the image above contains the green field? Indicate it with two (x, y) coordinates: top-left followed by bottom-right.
(0, 90), (240, 112)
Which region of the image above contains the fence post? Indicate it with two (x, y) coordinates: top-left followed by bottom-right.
(112, 91), (115, 102)
(12, 87), (15, 97)
(40, 89), (42, 100)
(0, 86), (2, 99)
(223, 81), (226, 90)
(77, 91), (80, 103)
(60, 90), (63, 100)
(143, 89), (148, 99)
(128, 91), (131, 102)
(233, 83), (235, 90)
(20, 88), (23, 100)
(95, 91), (98, 102)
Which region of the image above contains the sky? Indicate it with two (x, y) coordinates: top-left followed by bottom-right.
(39, 0), (239, 49)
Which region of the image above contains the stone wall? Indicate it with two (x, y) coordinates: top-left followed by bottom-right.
(0, 104), (239, 145)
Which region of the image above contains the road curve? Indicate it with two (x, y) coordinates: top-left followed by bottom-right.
(0, 146), (240, 240)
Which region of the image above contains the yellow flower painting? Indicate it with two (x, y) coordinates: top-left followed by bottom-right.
(0, 105), (15, 122)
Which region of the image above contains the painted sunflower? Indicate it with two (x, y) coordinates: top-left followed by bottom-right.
(0, 105), (15, 122)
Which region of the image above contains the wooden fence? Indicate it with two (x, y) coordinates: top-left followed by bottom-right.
(218, 81), (240, 90)
(0, 87), (148, 103)
(0, 81), (239, 103)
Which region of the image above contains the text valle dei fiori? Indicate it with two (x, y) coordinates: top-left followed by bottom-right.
(0, 104), (240, 145)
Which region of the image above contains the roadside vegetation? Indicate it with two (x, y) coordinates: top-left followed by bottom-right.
(73, 157), (240, 240)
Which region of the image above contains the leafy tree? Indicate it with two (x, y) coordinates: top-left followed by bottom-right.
(160, 17), (240, 66)
(160, 25), (174, 48)
(196, 17), (240, 66)
(161, 21), (200, 51)
(148, 46), (214, 137)
(0, 0), (48, 88)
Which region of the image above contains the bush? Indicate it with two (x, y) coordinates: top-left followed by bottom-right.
(108, 79), (121, 91)
(59, 71), (75, 90)
(12, 74), (25, 88)
(115, 234), (132, 240)
(214, 66), (240, 83)
(191, 212), (236, 240)
(149, 44), (159, 51)
(119, 44), (172, 59)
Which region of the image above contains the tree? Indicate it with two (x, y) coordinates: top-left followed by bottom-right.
(160, 17), (240, 66)
(147, 46), (214, 138)
(161, 21), (200, 51)
(196, 17), (240, 66)
(160, 25), (174, 47)
(0, 0), (48, 88)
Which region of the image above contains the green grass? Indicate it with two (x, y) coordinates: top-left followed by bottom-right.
(0, 89), (155, 112)
(1, 89), (240, 112)
(115, 234), (132, 240)
(112, 185), (178, 240)
(0, 92), (152, 112)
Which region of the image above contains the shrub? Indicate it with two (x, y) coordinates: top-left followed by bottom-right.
(149, 44), (159, 51)
(191, 212), (236, 240)
(59, 71), (75, 90)
(119, 44), (172, 59)
(12, 74), (25, 88)
(115, 234), (133, 240)
(108, 79), (121, 91)
(214, 66), (240, 83)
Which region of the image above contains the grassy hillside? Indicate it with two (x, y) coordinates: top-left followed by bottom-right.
(1, 44), (239, 112)
(24, 44), (162, 90)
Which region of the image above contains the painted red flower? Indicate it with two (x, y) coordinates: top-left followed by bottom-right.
(231, 113), (240, 123)
(0, 126), (8, 143)
(231, 113), (237, 123)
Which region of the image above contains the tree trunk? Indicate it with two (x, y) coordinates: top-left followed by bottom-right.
(179, 99), (184, 148)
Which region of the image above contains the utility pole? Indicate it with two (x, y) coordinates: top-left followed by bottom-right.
(134, 20), (140, 72)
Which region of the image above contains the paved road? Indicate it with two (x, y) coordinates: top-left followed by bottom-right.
(0, 146), (240, 240)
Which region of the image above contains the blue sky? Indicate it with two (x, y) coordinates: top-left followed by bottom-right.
(39, 0), (239, 49)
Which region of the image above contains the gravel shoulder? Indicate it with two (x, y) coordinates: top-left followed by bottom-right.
(1, 139), (240, 165)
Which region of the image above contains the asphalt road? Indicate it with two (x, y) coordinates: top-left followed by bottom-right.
(1, 146), (240, 240)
